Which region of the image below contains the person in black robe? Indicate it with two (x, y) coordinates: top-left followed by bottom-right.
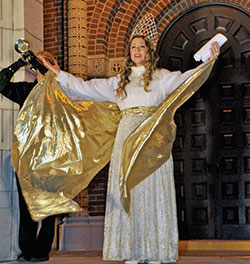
(0, 53), (56, 262)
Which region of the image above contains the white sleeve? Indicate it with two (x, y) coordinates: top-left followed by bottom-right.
(160, 63), (205, 96)
(57, 70), (119, 103)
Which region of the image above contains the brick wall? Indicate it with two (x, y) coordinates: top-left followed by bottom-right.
(43, 0), (250, 217)
(87, 0), (250, 58)
(43, 0), (68, 71)
(88, 164), (109, 216)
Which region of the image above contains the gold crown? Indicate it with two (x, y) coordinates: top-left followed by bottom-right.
(131, 13), (158, 42)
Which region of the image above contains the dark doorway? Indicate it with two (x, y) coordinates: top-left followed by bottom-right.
(158, 3), (250, 239)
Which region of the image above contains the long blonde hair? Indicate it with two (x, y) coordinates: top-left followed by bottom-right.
(116, 35), (159, 98)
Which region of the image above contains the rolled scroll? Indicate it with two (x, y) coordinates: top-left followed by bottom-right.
(194, 33), (228, 62)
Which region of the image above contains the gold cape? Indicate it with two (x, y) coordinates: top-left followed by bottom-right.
(11, 73), (121, 221)
(12, 60), (214, 221)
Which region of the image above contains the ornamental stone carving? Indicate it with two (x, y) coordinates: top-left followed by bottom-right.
(68, 0), (88, 77)
(108, 58), (124, 76)
(87, 56), (124, 77)
(88, 56), (106, 76)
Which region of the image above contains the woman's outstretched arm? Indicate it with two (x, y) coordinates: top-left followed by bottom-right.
(40, 57), (118, 103)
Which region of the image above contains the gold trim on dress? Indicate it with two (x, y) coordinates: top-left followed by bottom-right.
(121, 106), (156, 117)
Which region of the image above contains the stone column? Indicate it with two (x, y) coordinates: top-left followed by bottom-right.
(0, 0), (43, 261)
(68, 0), (88, 77)
(59, 1), (108, 251)
(59, 0), (96, 251)
(67, 0), (88, 213)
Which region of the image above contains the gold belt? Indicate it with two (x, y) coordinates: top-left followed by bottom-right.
(121, 106), (156, 117)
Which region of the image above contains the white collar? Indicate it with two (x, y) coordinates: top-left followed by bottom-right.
(131, 66), (146, 75)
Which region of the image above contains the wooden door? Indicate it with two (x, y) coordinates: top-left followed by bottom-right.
(158, 3), (250, 239)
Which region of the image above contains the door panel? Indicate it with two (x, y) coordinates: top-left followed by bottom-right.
(158, 4), (250, 239)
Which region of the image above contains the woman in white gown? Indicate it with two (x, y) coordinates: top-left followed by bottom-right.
(42, 34), (219, 264)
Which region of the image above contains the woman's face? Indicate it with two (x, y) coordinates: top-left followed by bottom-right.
(130, 37), (148, 67)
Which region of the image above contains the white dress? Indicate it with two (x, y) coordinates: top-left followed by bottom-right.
(58, 64), (203, 262)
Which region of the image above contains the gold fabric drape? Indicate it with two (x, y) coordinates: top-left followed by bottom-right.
(12, 60), (214, 221)
(12, 72), (121, 221)
(119, 60), (215, 212)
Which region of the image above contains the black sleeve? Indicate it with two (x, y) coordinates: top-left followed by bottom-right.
(1, 81), (37, 107)
(0, 58), (37, 107)
(246, 56), (250, 75)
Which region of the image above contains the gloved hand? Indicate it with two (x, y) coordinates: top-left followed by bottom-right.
(16, 58), (28, 67)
